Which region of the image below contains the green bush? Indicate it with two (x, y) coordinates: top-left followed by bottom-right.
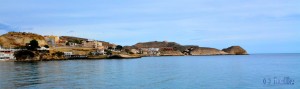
(14, 50), (35, 61)
(52, 51), (64, 57)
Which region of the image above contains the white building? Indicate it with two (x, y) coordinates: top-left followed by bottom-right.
(64, 52), (73, 57)
(140, 48), (160, 55)
(0, 47), (20, 60)
(37, 47), (50, 50)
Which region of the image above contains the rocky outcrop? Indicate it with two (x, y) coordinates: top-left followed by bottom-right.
(222, 46), (247, 55)
(0, 32), (47, 48)
(40, 54), (66, 60)
(160, 51), (184, 56)
(108, 54), (141, 59)
(190, 47), (228, 55)
(14, 51), (66, 61)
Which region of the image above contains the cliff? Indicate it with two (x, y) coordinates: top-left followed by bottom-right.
(190, 47), (228, 55)
(222, 46), (248, 55)
(0, 32), (47, 48)
(160, 51), (184, 56)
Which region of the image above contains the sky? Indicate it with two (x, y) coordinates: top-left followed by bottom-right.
(0, 0), (300, 53)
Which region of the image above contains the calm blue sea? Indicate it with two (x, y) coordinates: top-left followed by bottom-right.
(0, 54), (299, 89)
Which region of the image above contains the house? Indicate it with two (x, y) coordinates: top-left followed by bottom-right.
(44, 35), (60, 47)
(37, 47), (50, 53)
(139, 48), (160, 55)
(56, 39), (68, 46)
(67, 42), (78, 47)
(82, 40), (103, 49)
(64, 52), (73, 58)
(160, 47), (174, 51)
(0, 47), (20, 60)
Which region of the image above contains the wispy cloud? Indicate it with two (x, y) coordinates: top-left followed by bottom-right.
(0, 22), (19, 31)
(0, 22), (34, 33)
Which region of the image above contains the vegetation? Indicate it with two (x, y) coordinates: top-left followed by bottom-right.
(66, 42), (70, 46)
(108, 47), (113, 50)
(52, 51), (64, 57)
(125, 49), (130, 53)
(14, 46), (27, 49)
(88, 52), (101, 56)
(74, 40), (83, 44)
(44, 45), (50, 48)
(26, 40), (40, 51)
(129, 52), (134, 54)
(65, 39), (83, 46)
(69, 39), (83, 44)
(105, 50), (112, 55)
(115, 45), (123, 51)
(59, 36), (88, 42)
(14, 50), (35, 61)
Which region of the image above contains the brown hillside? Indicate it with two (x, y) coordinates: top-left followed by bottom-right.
(0, 32), (47, 48)
(59, 36), (88, 41)
(134, 41), (182, 48)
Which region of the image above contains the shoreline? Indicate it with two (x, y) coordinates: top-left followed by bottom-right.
(2, 54), (249, 62)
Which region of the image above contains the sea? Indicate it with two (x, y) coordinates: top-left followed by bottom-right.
(0, 54), (299, 89)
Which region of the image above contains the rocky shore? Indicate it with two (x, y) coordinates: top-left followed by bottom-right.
(222, 46), (248, 55)
(107, 54), (141, 59)
(190, 47), (228, 55)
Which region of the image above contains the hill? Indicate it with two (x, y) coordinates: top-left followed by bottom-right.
(0, 32), (47, 48)
(59, 36), (88, 42)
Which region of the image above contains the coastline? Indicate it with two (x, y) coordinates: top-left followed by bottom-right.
(1, 54), (251, 62)
(0, 32), (248, 62)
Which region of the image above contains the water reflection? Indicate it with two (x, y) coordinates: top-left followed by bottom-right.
(0, 61), (67, 89)
(12, 62), (41, 88)
(0, 54), (300, 89)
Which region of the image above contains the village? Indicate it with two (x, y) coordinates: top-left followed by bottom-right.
(0, 32), (169, 61)
(0, 32), (247, 61)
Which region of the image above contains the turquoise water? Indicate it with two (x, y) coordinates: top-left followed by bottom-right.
(0, 54), (299, 89)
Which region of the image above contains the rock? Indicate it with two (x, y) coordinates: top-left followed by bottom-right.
(222, 46), (248, 55)
(14, 51), (67, 61)
(108, 54), (141, 59)
(160, 51), (184, 56)
(190, 47), (228, 55)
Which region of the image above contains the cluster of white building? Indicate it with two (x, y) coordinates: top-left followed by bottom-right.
(0, 47), (21, 61)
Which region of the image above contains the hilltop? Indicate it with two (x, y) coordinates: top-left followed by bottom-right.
(0, 32), (47, 48)
(59, 36), (89, 42)
(127, 41), (248, 55)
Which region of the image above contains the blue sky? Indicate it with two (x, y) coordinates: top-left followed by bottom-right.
(0, 0), (300, 53)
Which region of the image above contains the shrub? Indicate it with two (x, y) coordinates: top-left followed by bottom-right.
(14, 50), (35, 61)
(52, 51), (64, 57)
